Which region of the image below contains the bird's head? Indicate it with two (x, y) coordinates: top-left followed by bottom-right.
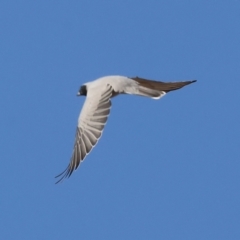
(77, 85), (87, 96)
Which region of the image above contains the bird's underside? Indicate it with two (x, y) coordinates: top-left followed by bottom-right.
(55, 76), (196, 183)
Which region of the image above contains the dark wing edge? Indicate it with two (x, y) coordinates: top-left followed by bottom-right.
(55, 128), (85, 184)
(55, 85), (113, 184)
(130, 77), (197, 93)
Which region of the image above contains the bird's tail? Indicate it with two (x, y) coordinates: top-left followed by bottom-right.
(137, 86), (165, 99)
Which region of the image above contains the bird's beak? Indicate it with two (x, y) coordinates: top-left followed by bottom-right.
(77, 92), (81, 96)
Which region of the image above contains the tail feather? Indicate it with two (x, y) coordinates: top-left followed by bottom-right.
(138, 86), (166, 99)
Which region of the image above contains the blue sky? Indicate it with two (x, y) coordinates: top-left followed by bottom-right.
(1, 0), (240, 239)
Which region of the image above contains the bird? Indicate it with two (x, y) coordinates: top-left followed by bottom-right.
(55, 76), (196, 183)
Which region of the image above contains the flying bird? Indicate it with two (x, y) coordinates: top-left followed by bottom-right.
(56, 76), (196, 183)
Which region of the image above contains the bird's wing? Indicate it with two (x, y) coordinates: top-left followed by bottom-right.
(130, 77), (196, 99)
(55, 84), (113, 183)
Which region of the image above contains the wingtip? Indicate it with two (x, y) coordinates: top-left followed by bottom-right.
(55, 175), (64, 184)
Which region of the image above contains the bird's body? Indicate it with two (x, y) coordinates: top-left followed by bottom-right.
(56, 75), (196, 183)
(84, 76), (137, 95)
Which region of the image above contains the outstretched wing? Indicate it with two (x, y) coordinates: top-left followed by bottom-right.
(130, 77), (196, 99)
(55, 84), (113, 183)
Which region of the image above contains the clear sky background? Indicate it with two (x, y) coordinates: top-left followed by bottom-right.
(1, 1), (240, 239)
